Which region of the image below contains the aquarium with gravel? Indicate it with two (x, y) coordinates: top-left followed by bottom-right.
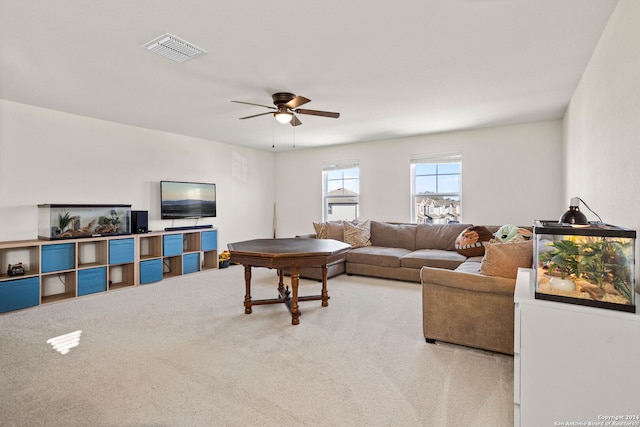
(38, 204), (131, 240)
(533, 220), (636, 313)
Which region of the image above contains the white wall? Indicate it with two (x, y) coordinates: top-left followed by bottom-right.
(0, 104), (566, 248)
(0, 100), (276, 249)
(563, 0), (640, 290)
(274, 120), (564, 238)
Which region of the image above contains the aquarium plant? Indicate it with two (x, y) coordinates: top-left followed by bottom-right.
(540, 238), (633, 301)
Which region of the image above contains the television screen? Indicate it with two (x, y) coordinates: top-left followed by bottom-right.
(160, 181), (216, 219)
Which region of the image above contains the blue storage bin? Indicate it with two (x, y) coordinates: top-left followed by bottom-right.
(109, 238), (134, 264)
(201, 230), (217, 251)
(140, 259), (163, 284)
(0, 277), (40, 313)
(41, 243), (75, 273)
(183, 253), (200, 275)
(78, 267), (107, 296)
(163, 234), (183, 257)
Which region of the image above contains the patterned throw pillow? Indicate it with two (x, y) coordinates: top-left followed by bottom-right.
(313, 222), (328, 239)
(455, 225), (493, 257)
(343, 219), (372, 248)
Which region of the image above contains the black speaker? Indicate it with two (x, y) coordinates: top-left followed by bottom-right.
(131, 210), (148, 234)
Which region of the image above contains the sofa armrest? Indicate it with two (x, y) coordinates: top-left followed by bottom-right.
(421, 266), (516, 355)
(420, 266), (515, 295)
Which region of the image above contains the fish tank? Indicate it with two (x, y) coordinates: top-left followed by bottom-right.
(533, 220), (636, 313)
(38, 204), (131, 240)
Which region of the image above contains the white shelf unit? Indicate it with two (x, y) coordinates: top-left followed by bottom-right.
(514, 268), (640, 427)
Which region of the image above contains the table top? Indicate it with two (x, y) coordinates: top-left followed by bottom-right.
(227, 238), (350, 258)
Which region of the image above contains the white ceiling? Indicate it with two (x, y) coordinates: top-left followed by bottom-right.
(0, 0), (618, 152)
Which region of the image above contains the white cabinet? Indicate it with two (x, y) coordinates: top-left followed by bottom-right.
(514, 268), (640, 427)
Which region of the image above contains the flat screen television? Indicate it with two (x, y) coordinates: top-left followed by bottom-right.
(160, 181), (216, 219)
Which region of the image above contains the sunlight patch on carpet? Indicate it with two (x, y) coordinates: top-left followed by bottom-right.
(46, 330), (82, 355)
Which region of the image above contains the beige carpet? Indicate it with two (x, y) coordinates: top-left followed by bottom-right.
(0, 265), (513, 426)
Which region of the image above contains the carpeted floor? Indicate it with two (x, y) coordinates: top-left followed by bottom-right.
(0, 265), (514, 426)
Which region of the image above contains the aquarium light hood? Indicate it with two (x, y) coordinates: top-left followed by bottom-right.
(559, 197), (603, 226)
(142, 33), (207, 63)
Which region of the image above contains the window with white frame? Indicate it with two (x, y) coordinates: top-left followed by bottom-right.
(411, 153), (461, 224)
(323, 160), (359, 222)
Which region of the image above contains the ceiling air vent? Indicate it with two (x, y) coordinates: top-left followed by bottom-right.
(142, 33), (207, 63)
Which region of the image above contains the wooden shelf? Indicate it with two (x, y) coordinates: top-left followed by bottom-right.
(0, 228), (218, 313)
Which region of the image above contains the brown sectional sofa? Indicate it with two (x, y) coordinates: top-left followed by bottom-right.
(297, 220), (470, 282)
(297, 220), (530, 355)
(345, 221), (469, 282)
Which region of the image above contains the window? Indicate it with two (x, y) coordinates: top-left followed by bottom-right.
(323, 160), (359, 221)
(411, 153), (461, 224)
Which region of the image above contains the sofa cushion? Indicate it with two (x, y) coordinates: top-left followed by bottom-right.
(480, 240), (533, 279)
(370, 221), (417, 250)
(343, 220), (372, 248)
(401, 249), (467, 270)
(347, 246), (412, 268)
(416, 223), (471, 251)
(454, 258), (483, 274)
(454, 225), (493, 257)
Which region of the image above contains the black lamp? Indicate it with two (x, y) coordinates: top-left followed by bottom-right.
(559, 197), (588, 225)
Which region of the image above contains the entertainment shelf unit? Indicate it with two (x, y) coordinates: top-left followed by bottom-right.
(0, 228), (218, 314)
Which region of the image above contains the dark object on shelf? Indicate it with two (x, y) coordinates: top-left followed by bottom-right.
(219, 260), (230, 269)
(131, 210), (148, 234)
(165, 225), (213, 231)
(7, 263), (25, 276)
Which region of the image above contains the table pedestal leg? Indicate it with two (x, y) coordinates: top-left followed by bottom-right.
(243, 265), (252, 314)
(290, 267), (300, 325)
(321, 264), (329, 307)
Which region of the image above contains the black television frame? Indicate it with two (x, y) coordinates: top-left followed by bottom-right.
(160, 181), (216, 219)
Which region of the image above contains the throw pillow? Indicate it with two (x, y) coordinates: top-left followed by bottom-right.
(493, 224), (533, 243)
(454, 226), (493, 257)
(343, 219), (372, 248)
(313, 222), (328, 239)
(480, 240), (533, 279)
(313, 221), (346, 241)
(326, 221), (345, 241)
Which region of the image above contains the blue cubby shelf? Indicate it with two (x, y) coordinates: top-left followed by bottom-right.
(0, 227), (221, 312)
(78, 266), (107, 296)
(163, 234), (183, 257)
(183, 253), (200, 275)
(0, 277), (40, 313)
(41, 243), (75, 273)
(201, 230), (218, 251)
(109, 238), (135, 265)
(140, 258), (163, 284)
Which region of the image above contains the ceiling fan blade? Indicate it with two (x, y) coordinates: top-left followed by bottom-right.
(295, 108), (340, 119)
(285, 96), (311, 109)
(239, 112), (274, 120)
(290, 114), (302, 127)
(231, 100), (276, 110)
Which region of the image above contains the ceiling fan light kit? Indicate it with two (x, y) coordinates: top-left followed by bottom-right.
(274, 105), (293, 123)
(232, 92), (340, 127)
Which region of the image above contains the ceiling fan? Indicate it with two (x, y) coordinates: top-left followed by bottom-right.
(232, 92), (340, 126)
